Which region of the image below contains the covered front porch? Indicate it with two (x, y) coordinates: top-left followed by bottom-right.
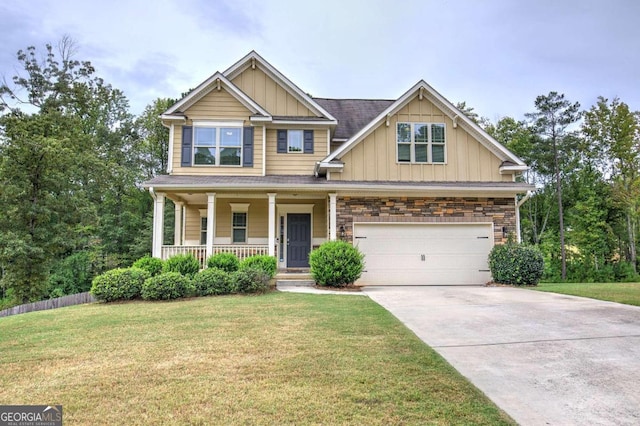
(149, 190), (340, 269)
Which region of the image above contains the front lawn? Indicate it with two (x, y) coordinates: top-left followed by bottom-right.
(0, 292), (514, 425)
(534, 282), (640, 306)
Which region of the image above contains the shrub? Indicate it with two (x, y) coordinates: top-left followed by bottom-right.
(142, 272), (193, 300)
(163, 254), (200, 278)
(232, 266), (270, 294)
(240, 255), (277, 279)
(90, 267), (150, 302)
(132, 256), (164, 277)
(193, 268), (233, 296)
(309, 241), (365, 287)
(489, 243), (544, 285)
(207, 252), (240, 273)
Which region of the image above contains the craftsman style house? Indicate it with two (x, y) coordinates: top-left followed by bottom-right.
(143, 51), (532, 285)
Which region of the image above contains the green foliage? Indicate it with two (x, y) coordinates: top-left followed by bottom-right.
(489, 243), (544, 286)
(47, 251), (94, 297)
(309, 241), (365, 287)
(132, 256), (164, 277)
(141, 272), (193, 301)
(163, 254), (200, 278)
(207, 252), (240, 273)
(193, 268), (234, 296)
(90, 267), (150, 302)
(232, 267), (271, 294)
(239, 255), (277, 279)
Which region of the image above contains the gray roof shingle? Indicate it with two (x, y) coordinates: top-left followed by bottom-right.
(313, 98), (394, 140)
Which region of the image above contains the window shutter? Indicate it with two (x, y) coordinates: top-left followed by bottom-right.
(181, 126), (193, 167)
(243, 126), (254, 167)
(277, 130), (287, 153)
(303, 130), (314, 154)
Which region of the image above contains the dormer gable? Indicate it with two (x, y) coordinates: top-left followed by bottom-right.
(321, 80), (526, 175)
(223, 51), (337, 122)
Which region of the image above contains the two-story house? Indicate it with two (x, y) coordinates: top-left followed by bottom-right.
(143, 51), (533, 285)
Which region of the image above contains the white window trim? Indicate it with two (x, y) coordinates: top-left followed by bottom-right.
(193, 121), (243, 167)
(396, 122), (446, 164)
(230, 203), (249, 244)
(287, 129), (304, 153)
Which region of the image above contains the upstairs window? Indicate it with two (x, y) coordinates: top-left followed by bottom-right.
(287, 130), (303, 152)
(193, 125), (242, 166)
(277, 129), (314, 154)
(397, 122), (446, 163)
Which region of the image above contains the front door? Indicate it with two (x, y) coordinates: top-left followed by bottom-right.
(287, 213), (311, 268)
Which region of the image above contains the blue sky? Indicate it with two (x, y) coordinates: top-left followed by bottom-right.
(1, 0), (638, 121)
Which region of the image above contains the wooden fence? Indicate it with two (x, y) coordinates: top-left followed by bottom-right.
(0, 291), (96, 318)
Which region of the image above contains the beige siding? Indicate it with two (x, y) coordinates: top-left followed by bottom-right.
(171, 124), (264, 176)
(231, 67), (316, 117)
(183, 198), (326, 241)
(333, 95), (505, 182)
(184, 87), (251, 120)
(265, 128), (328, 175)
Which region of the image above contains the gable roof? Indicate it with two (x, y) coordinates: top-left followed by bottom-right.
(223, 51), (337, 123)
(162, 72), (270, 119)
(313, 98), (394, 141)
(323, 80), (527, 169)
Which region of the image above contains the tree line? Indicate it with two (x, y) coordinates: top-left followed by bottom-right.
(1, 39), (638, 307)
(0, 38), (174, 305)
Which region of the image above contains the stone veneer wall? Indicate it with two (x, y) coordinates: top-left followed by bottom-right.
(336, 196), (516, 244)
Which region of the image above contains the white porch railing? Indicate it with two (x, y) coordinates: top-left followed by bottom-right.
(161, 245), (270, 269)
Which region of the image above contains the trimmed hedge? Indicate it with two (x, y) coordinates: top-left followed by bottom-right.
(142, 272), (193, 300)
(132, 256), (164, 277)
(207, 252), (240, 273)
(233, 267), (271, 294)
(193, 268), (233, 296)
(90, 267), (150, 302)
(240, 255), (277, 279)
(309, 241), (364, 287)
(489, 243), (544, 285)
(163, 254), (200, 278)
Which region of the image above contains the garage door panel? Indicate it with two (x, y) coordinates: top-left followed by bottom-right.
(355, 223), (493, 286)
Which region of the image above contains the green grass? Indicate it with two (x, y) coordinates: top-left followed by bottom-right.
(534, 282), (640, 306)
(0, 292), (514, 425)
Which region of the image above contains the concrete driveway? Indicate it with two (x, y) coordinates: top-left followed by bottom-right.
(362, 286), (640, 426)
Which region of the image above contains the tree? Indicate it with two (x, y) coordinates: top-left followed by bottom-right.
(525, 92), (581, 280)
(455, 101), (490, 128)
(136, 98), (174, 178)
(582, 97), (640, 271)
(0, 37), (143, 302)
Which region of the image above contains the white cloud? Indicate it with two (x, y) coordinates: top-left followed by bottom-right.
(2, 0), (639, 118)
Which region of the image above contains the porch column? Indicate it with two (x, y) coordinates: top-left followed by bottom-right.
(268, 193), (277, 256)
(206, 193), (216, 259)
(174, 201), (183, 246)
(329, 193), (337, 241)
(151, 191), (165, 258)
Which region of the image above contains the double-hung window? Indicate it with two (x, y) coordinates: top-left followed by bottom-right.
(193, 124), (242, 166)
(230, 203), (249, 244)
(397, 122), (446, 163)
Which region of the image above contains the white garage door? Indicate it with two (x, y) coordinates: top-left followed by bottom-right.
(354, 223), (494, 286)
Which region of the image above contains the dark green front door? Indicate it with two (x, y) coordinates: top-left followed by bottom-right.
(287, 213), (311, 268)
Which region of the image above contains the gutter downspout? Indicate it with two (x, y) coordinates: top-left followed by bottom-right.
(515, 191), (534, 243)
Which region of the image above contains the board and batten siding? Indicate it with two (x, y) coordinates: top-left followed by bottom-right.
(231, 66), (316, 117)
(332, 95), (510, 182)
(265, 128), (328, 175)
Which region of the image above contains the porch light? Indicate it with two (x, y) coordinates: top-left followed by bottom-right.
(339, 225), (346, 239)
